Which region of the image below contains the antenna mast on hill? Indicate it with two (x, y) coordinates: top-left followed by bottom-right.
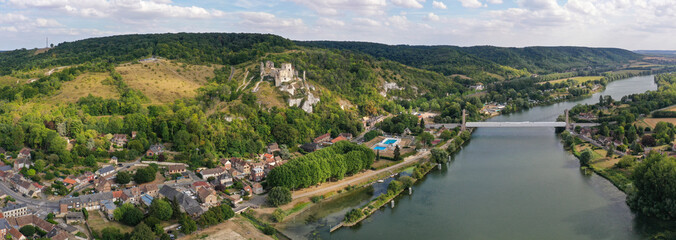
(46, 37), (49, 48)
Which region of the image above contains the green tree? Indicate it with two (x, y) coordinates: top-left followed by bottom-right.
(33, 159), (46, 172)
(417, 132), (435, 146)
(267, 187), (292, 207)
(114, 203), (144, 226)
(393, 145), (401, 161)
(399, 176), (415, 188)
(440, 130), (453, 140)
(627, 153), (676, 220)
(133, 166), (156, 184)
(430, 148), (448, 164)
(101, 227), (123, 240)
(149, 198), (173, 221)
(179, 215), (197, 234)
(130, 223), (155, 240)
(116, 171), (132, 185)
(579, 149), (593, 166)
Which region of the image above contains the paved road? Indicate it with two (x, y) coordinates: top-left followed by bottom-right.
(0, 181), (59, 211)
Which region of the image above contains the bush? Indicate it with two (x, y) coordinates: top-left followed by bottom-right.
(310, 195), (324, 203)
(344, 208), (364, 223)
(262, 225), (276, 235)
(19, 225), (36, 237)
(615, 155), (635, 169)
(267, 187), (292, 207)
(272, 208), (286, 222)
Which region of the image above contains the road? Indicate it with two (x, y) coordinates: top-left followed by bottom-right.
(0, 181), (59, 211)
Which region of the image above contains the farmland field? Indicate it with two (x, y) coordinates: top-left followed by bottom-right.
(539, 76), (603, 85)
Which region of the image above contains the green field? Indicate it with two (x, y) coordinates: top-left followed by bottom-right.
(540, 76), (604, 85)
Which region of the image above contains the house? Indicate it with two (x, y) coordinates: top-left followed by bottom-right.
(146, 144), (165, 157)
(261, 153), (274, 164)
(13, 157), (32, 172)
(197, 188), (218, 205)
(65, 212), (84, 224)
(167, 165), (186, 174)
(95, 178), (111, 192)
(140, 194), (154, 206)
(131, 131), (137, 139)
(403, 128), (412, 136)
(56, 223), (78, 234)
(314, 133), (331, 144)
(63, 178), (77, 186)
(110, 134), (128, 147)
(17, 148), (31, 160)
(339, 133), (353, 140)
(0, 165), (11, 172)
(100, 200), (117, 219)
(252, 183), (264, 194)
(16, 181), (34, 196)
(8, 228), (24, 240)
(158, 186), (204, 216)
(96, 165), (115, 177)
(2, 204), (28, 218)
(229, 169), (246, 180)
(76, 172), (95, 183)
(250, 166), (264, 182)
(0, 218), (11, 238)
(267, 143), (280, 154)
(121, 188), (141, 204)
(191, 181), (210, 191)
(201, 168), (225, 179)
(330, 136), (347, 144)
(301, 142), (319, 153)
(110, 156), (118, 165)
(140, 184), (159, 197)
(221, 159), (232, 170)
(215, 174), (233, 187)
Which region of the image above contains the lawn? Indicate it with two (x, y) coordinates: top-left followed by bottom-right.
(88, 211), (133, 234)
(539, 76), (603, 85)
(637, 118), (676, 129)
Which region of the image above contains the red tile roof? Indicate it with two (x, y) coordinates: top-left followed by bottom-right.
(63, 178), (77, 185)
(331, 136), (347, 143)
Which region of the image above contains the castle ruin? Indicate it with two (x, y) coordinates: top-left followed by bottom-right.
(261, 61), (296, 86)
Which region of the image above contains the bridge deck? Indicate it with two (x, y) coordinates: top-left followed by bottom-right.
(466, 122), (566, 127)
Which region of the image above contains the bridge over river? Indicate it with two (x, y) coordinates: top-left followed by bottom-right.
(426, 109), (600, 130)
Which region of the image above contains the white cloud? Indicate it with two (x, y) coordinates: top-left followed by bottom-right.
(317, 17), (345, 27)
(353, 17), (382, 27)
(387, 15), (409, 28)
(289, 0), (387, 16)
(432, 1), (447, 9)
(239, 12), (304, 29)
(458, 0), (483, 8)
(426, 12), (440, 21)
(5, 0), (225, 19)
(487, 0), (502, 4)
(390, 0), (425, 8)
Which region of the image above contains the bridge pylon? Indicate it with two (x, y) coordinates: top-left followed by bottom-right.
(565, 109), (570, 130)
(461, 109), (466, 132)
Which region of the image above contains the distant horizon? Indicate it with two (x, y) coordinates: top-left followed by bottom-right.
(2, 1), (676, 51)
(2, 32), (676, 53)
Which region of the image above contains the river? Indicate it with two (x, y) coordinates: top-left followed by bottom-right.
(283, 75), (663, 239)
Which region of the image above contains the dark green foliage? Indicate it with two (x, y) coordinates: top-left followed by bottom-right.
(19, 225), (36, 237)
(101, 227), (123, 240)
(393, 146), (401, 161)
(197, 205), (235, 226)
(149, 198), (173, 221)
(363, 130), (382, 142)
(134, 166), (157, 184)
(272, 208), (286, 223)
(399, 176), (415, 188)
(130, 223), (155, 240)
(114, 203), (144, 226)
(344, 208), (364, 223)
(179, 214), (197, 234)
(116, 171), (131, 185)
(579, 149), (593, 166)
(627, 153), (676, 220)
(267, 187), (292, 207)
(431, 148), (448, 164)
(267, 141), (374, 189)
(378, 114), (420, 135)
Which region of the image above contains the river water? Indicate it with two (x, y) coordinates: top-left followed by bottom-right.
(298, 75), (663, 240)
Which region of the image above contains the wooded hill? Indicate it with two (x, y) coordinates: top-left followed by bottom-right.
(298, 41), (641, 80)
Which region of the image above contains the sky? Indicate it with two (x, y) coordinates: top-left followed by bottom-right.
(1, 0), (675, 51)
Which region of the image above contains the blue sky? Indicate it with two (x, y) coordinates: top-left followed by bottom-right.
(1, 0), (675, 50)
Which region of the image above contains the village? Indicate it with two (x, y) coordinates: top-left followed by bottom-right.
(0, 103), (457, 240)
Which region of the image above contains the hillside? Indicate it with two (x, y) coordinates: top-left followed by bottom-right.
(297, 41), (641, 79)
